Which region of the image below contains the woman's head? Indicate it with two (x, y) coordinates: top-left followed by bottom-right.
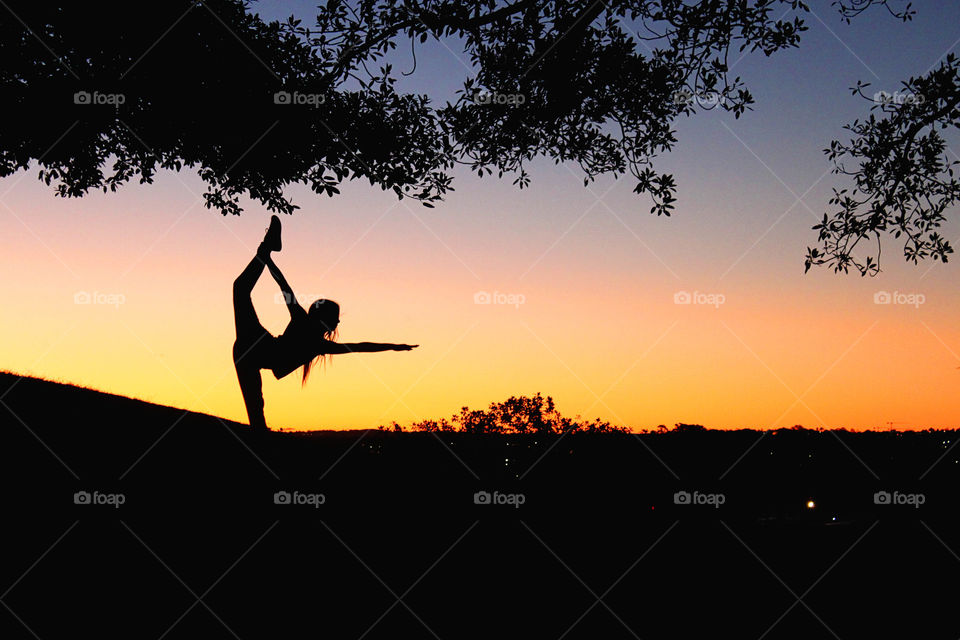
(302, 298), (340, 385)
(307, 298), (340, 335)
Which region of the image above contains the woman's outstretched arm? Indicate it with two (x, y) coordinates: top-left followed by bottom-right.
(264, 254), (301, 316)
(323, 342), (419, 354)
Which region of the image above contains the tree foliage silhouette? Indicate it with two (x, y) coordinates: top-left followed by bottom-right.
(2, 0), (955, 272)
(1, 0), (452, 215)
(806, 53), (960, 275)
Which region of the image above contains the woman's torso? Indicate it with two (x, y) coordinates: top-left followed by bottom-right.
(269, 306), (312, 379)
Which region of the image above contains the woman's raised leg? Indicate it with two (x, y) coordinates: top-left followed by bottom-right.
(233, 216), (281, 340)
(233, 245), (269, 340)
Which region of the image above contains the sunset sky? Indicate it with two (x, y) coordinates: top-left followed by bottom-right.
(2, 1), (959, 431)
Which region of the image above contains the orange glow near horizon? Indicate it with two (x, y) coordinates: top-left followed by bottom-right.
(2, 164), (959, 432)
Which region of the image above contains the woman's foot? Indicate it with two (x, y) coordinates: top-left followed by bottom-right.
(263, 215), (282, 253)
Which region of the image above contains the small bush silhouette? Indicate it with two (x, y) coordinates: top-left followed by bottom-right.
(397, 393), (626, 434)
(671, 423), (707, 433)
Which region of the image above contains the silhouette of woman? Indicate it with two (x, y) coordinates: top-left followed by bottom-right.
(232, 215), (418, 430)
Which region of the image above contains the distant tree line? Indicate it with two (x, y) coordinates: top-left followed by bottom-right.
(380, 410), (955, 434)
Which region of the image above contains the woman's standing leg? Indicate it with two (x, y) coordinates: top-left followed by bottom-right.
(234, 345), (268, 430)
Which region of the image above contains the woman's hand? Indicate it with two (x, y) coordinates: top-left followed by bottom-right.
(393, 344), (419, 351)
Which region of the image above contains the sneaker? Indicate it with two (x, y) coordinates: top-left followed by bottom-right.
(263, 215), (282, 252)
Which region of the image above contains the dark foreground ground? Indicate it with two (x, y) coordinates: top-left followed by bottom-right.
(1, 371), (958, 639)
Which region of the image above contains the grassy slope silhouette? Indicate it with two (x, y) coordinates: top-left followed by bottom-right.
(2, 370), (958, 638)
(0, 369), (247, 431)
(2, 369), (957, 513)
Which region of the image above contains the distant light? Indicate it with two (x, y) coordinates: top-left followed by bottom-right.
(806, 500), (816, 509)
